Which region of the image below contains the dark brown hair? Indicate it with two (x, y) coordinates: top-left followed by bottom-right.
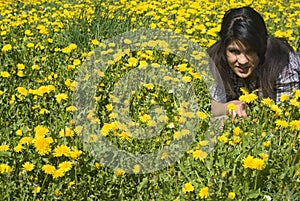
(207, 6), (293, 101)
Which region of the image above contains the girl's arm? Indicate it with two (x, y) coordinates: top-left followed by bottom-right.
(212, 99), (247, 118)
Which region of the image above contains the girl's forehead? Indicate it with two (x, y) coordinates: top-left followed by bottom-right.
(227, 39), (252, 50)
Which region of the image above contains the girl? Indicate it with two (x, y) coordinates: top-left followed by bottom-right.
(207, 6), (300, 118)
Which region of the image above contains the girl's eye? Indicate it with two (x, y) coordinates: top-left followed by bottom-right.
(228, 49), (240, 54)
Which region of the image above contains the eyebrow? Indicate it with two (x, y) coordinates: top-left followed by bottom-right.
(228, 42), (253, 52)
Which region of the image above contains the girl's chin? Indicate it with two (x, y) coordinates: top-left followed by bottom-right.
(235, 71), (252, 78)
(233, 68), (253, 78)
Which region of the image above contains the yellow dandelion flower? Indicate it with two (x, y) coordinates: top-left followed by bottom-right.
(228, 192), (236, 199)
(182, 182), (194, 194)
(132, 164), (141, 174)
(193, 149), (208, 161)
(73, 59), (81, 66)
(280, 94), (289, 102)
(14, 144), (23, 153)
(95, 162), (101, 169)
(275, 119), (289, 128)
(2, 44), (12, 52)
(64, 79), (78, 91)
(16, 63), (25, 70)
(143, 83), (154, 90)
(1, 71), (10, 78)
(16, 87), (28, 96)
(294, 89), (300, 98)
(33, 137), (53, 155)
(109, 112), (118, 119)
(139, 114), (151, 123)
(69, 180), (76, 187)
(239, 93), (258, 103)
(74, 126), (83, 135)
(56, 93), (68, 103)
(17, 71), (24, 77)
(119, 131), (132, 140)
(66, 105), (77, 112)
(0, 144), (9, 151)
(233, 136), (241, 144)
(52, 168), (65, 179)
(290, 120), (300, 131)
(160, 152), (169, 159)
(259, 153), (269, 161)
(227, 103), (237, 112)
(59, 127), (74, 137)
(180, 129), (190, 136)
(67, 64), (75, 70)
(105, 104), (113, 111)
(218, 132), (229, 143)
(34, 125), (49, 137)
(240, 87), (249, 95)
(233, 127), (242, 135)
(92, 39), (99, 45)
(127, 57), (138, 67)
(177, 63), (188, 72)
(199, 186), (209, 199)
(221, 171), (227, 178)
(62, 47), (71, 53)
(32, 186), (41, 194)
(198, 140), (209, 146)
(290, 98), (300, 107)
(39, 108), (49, 115)
(100, 123), (113, 136)
(0, 31), (6, 36)
(42, 164), (56, 174)
(138, 60), (148, 69)
(270, 104), (282, 116)
(22, 162), (35, 171)
(19, 137), (32, 145)
(53, 145), (71, 157)
(243, 155), (265, 170)
(173, 131), (182, 140)
(27, 43), (35, 48)
(68, 43), (77, 50)
(58, 161), (73, 172)
(55, 189), (61, 196)
(124, 39), (132, 44)
(181, 75), (192, 83)
(69, 149), (82, 160)
(32, 64), (40, 70)
(151, 63), (160, 68)
(0, 164), (13, 174)
(197, 111), (207, 119)
(263, 141), (271, 147)
(115, 168), (125, 176)
(158, 115), (169, 122)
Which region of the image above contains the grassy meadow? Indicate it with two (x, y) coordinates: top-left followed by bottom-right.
(0, 0), (299, 200)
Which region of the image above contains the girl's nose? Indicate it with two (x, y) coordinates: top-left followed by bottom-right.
(237, 53), (249, 65)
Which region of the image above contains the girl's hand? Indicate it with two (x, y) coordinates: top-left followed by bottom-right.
(226, 100), (247, 118)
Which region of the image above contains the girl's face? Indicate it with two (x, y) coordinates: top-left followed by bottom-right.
(226, 40), (260, 78)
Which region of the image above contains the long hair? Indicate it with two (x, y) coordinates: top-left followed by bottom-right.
(207, 6), (293, 101)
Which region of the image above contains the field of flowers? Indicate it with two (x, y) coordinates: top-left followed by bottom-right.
(0, 0), (299, 200)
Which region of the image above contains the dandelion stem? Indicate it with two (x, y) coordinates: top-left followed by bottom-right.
(291, 144), (300, 166)
(254, 171), (258, 189)
(41, 174), (48, 189)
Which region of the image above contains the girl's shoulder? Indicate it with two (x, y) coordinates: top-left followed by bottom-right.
(287, 50), (300, 71)
(267, 36), (293, 51)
